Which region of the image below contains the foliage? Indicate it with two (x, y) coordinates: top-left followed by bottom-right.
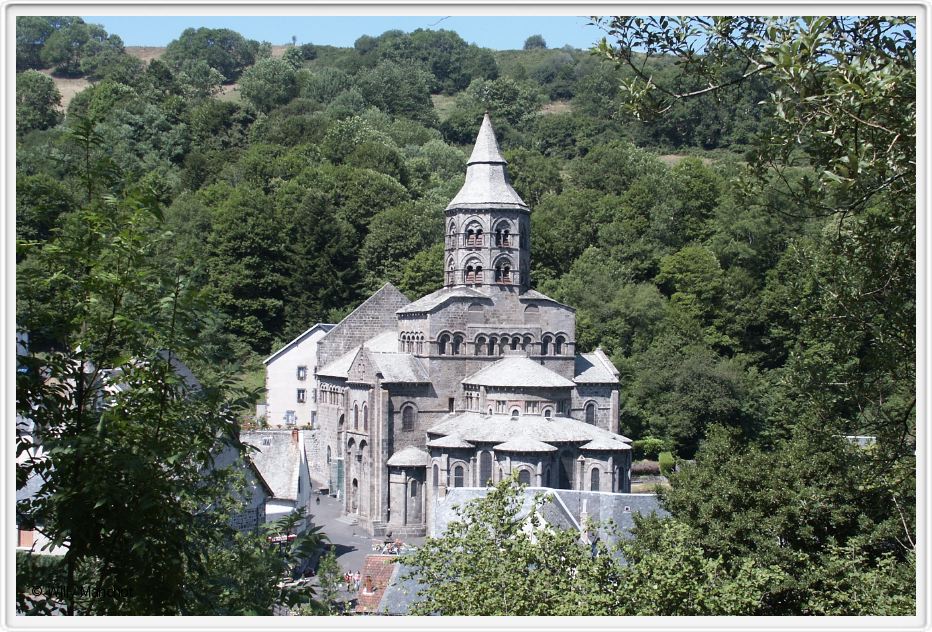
(314, 545), (344, 614)
(39, 19), (124, 77)
(523, 34), (547, 50)
(239, 58), (298, 113)
(16, 70), (61, 136)
(657, 451), (675, 476)
(163, 27), (256, 82)
(632, 436), (666, 460)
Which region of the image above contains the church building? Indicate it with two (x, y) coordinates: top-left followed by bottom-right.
(286, 114), (632, 537)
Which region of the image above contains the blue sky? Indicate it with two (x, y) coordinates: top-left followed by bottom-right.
(81, 15), (605, 50)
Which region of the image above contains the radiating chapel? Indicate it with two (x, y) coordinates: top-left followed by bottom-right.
(299, 114), (633, 536)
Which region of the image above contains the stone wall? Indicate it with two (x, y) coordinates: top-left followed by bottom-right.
(316, 284), (410, 368)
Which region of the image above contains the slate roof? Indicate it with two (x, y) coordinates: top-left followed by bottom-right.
(461, 356), (576, 388)
(263, 323), (335, 364)
(240, 430), (301, 501)
(317, 331), (399, 378)
(493, 437), (558, 453)
(386, 445), (431, 467)
(574, 350), (620, 384)
(519, 289), (575, 310)
(396, 285), (489, 315)
(371, 353), (430, 383)
(427, 412), (633, 446)
(426, 435), (475, 449)
(446, 114), (528, 212)
(579, 436), (632, 451)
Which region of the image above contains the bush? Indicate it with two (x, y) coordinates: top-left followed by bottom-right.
(631, 460), (660, 476)
(658, 451), (675, 477)
(632, 436), (666, 461)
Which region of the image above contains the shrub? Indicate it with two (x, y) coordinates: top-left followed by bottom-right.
(632, 436), (666, 460)
(658, 451), (675, 477)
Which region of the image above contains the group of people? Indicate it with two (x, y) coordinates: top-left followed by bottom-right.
(372, 539), (404, 555)
(342, 571), (361, 593)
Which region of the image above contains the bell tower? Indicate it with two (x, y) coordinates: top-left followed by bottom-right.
(443, 114), (531, 293)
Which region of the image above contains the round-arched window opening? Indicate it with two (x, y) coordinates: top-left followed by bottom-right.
(402, 405), (416, 430)
(590, 468), (601, 491)
(543, 408), (553, 418)
(510, 408), (521, 418)
(585, 403), (596, 425)
(354, 404), (359, 430)
(518, 469), (531, 486)
(453, 465), (465, 488)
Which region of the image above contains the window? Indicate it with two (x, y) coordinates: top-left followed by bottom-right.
(464, 261), (483, 285)
(363, 404), (368, 431)
(465, 223), (483, 246)
(296, 389), (306, 403)
(284, 410), (296, 426)
(525, 401), (539, 414)
(554, 335), (565, 355)
(438, 334), (450, 355)
(402, 405), (416, 431)
(447, 259), (455, 285)
(475, 336), (486, 356)
(451, 334), (463, 356)
(354, 404), (359, 430)
(410, 480), (419, 497)
(518, 469), (531, 486)
(479, 452), (492, 486)
(327, 446), (332, 464)
(510, 408), (521, 417)
(453, 465), (464, 487)
(591, 468), (600, 491)
(585, 403), (596, 425)
(541, 335), (551, 356)
(543, 408), (553, 418)
(510, 336), (519, 351)
(262, 437), (272, 447)
(487, 336), (496, 356)
(494, 261), (512, 284)
(296, 366), (307, 380)
(448, 398), (455, 412)
(495, 400), (508, 414)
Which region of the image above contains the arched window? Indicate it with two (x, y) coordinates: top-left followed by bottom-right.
(518, 469), (531, 486)
(447, 259), (455, 285)
(354, 404), (359, 430)
(363, 403), (368, 431)
(453, 465), (464, 487)
(452, 334), (464, 356)
(402, 405), (416, 430)
(522, 336), (531, 350)
(541, 335), (551, 356)
(590, 468), (601, 492)
(543, 408), (553, 418)
(417, 334), (424, 355)
(327, 446), (332, 464)
(432, 464), (439, 488)
(510, 336), (520, 351)
(554, 335), (565, 355)
(510, 408), (521, 417)
(475, 336), (486, 356)
(585, 402), (596, 425)
(448, 220), (456, 246)
(465, 222), (483, 246)
(438, 334), (450, 355)
(479, 452), (493, 486)
(487, 336), (496, 356)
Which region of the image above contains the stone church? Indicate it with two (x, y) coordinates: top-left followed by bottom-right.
(292, 114), (633, 536)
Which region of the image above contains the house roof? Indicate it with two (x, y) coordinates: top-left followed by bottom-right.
(574, 350), (620, 384)
(396, 285), (490, 315)
(371, 352), (430, 383)
(462, 356), (576, 388)
(446, 114), (528, 212)
(240, 430), (302, 500)
(263, 323), (336, 365)
(579, 436), (632, 451)
(493, 437), (558, 453)
(386, 446), (430, 467)
(427, 412), (633, 447)
(317, 331), (399, 379)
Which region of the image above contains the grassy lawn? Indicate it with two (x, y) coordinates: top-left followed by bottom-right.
(630, 479), (670, 494)
(431, 93), (459, 119)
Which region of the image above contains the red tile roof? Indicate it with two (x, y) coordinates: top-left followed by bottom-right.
(354, 555), (397, 614)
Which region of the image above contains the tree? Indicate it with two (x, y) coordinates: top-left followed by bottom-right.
(163, 27), (256, 82)
(401, 476), (624, 615)
(16, 16), (61, 71)
(356, 60), (437, 125)
(523, 34), (547, 50)
(40, 20), (122, 77)
(314, 546), (344, 614)
(16, 70), (61, 136)
(239, 58), (298, 113)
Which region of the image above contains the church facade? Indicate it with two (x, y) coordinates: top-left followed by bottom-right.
(292, 115), (633, 536)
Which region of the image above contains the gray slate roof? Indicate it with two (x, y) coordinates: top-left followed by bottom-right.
(446, 114), (528, 212)
(263, 323), (335, 364)
(371, 352), (430, 383)
(493, 437), (558, 453)
(427, 412), (633, 447)
(579, 436), (631, 451)
(574, 350), (620, 384)
(240, 430), (301, 500)
(396, 285), (489, 315)
(426, 434), (475, 449)
(318, 331), (398, 378)
(386, 445), (431, 467)
(462, 356), (576, 388)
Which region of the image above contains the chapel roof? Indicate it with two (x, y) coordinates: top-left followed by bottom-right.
(573, 350), (620, 384)
(386, 445), (431, 467)
(427, 412), (633, 446)
(446, 114), (528, 212)
(493, 437), (559, 453)
(396, 285), (490, 315)
(317, 331), (398, 378)
(461, 356), (576, 389)
(370, 352), (430, 383)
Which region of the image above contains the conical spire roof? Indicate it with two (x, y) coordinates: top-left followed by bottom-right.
(467, 113), (507, 165)
(446, 113), (528, 212)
